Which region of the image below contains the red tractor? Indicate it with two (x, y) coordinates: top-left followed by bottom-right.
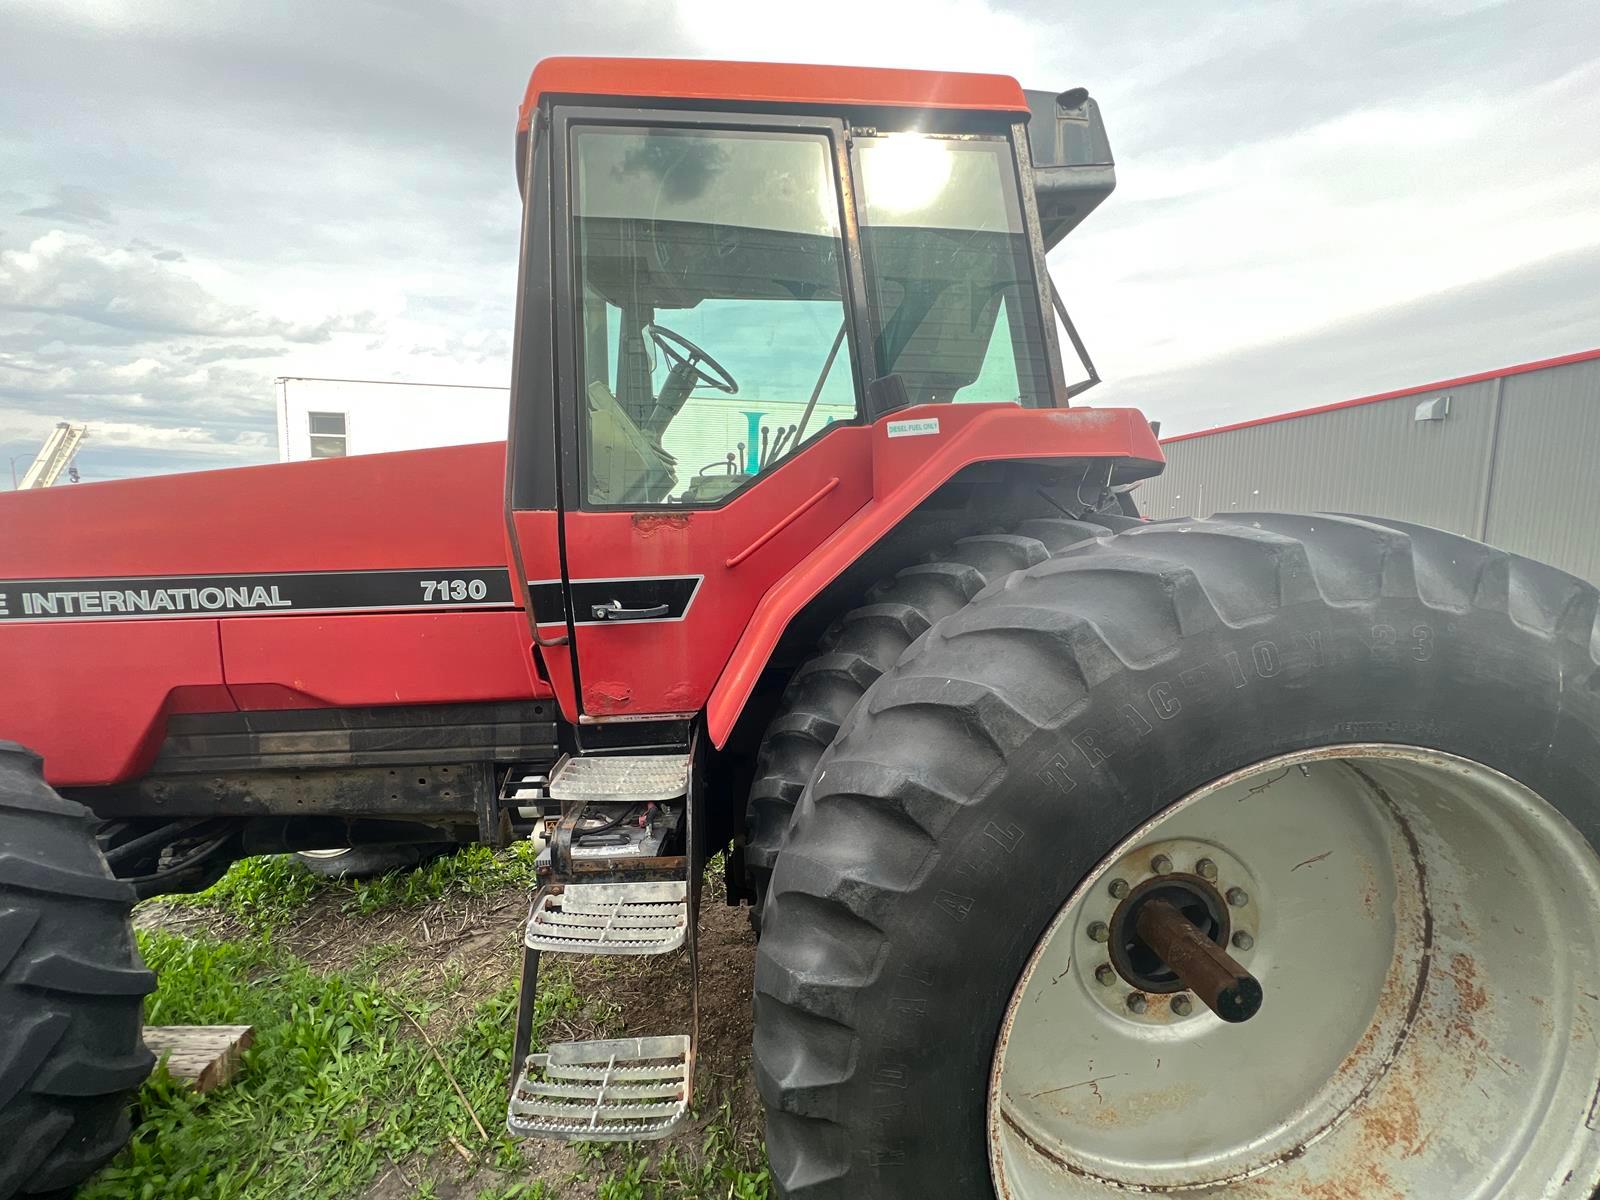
(3, 57), (1599, 1200)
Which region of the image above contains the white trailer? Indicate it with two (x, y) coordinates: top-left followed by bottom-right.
(273, 375), (851, 472)
(275, 377), (510, 461)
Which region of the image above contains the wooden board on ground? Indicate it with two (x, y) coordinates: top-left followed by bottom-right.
(144, 1024), (255, 1092)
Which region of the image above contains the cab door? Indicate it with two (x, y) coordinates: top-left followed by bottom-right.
(544, 106), (876, 721)
(504, 111), (580, 718)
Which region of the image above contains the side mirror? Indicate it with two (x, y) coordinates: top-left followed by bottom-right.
(1024, 88), (1116, 250)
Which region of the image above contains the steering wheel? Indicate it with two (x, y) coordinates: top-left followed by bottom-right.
(646, 323), (739, 395)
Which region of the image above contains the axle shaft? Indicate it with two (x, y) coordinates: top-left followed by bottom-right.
(1134, 899), (1263, 1023)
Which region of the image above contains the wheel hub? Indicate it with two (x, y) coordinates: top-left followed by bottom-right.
(988, 746), (1600, 1198)
(1108, 873), (1229, 993)
(1072, 836), (1261, 1027)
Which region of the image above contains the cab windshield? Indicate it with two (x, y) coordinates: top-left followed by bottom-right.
(569, 122), (1050, 506)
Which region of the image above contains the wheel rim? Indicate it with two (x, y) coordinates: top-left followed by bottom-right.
(988, 745), (1600, 1198)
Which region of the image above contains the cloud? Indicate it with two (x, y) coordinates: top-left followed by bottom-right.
(0, 231), (368, 342)
(127, 238), (187, 263)
(0, 0), (1596, 483)
(183, 343), (290, 365)
(1052, 52), (1600, 407)
(0, 228), (380, 480)
(19, 185), (113, 225)
(1099, 241), (1600, 434)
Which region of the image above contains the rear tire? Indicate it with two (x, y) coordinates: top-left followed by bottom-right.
(0, 743), (153, 1199)
(753, 514), (1600, 1198)
(741, 517), (1127, 916)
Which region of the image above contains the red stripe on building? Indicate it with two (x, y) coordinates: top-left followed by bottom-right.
(1162, 347), (1600, 444)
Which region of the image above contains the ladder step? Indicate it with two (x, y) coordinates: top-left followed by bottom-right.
(547, 753), (690, 804)
(536, 911), (683, 930)
(522, 1079), (686, 1101)
(514, 1097), (686, 1121)
(508, 1035), (691, 1142)
(526, 881), (688, 955)
(535, 1060), (686, 1082)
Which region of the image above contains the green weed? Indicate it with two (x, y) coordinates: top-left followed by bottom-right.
(473, 1182), (552, 1200)
(344, 841), (539, 914)
(167, 852), (323, 932)
(172, 841), (541, 934)
(578, 1099), (771, 1199)
(94, 843), (771, 1199)
(82, 929), (584, 1200)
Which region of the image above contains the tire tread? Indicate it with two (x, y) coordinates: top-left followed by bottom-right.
(742, 518), (1118, 906)
(0, 752), (149, 1198)
(753, 513), (1600, 1197)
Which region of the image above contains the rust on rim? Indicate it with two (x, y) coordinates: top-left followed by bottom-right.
(987, 746), (1600, 1198)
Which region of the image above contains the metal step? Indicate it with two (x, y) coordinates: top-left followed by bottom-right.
(525, 881), (688, 955)
(547, 753), (690, 804)
(507, 1035), (692, 1141)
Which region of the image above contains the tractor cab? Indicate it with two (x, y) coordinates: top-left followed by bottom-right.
(503, 58), (1149, 731)
(496, 57), (1161, 1145)
(555, 96), (1092, 508)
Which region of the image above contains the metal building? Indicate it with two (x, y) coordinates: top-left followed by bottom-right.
(1138, 348), (1600, 583)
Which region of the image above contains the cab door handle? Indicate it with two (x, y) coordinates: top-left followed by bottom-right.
(590, 600), (670, 621)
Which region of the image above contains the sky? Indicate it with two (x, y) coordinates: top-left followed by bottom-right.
(3, 0), (1598, 483)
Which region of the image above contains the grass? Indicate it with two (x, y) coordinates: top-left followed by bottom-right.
(82, 928), (587, 1200)
(589, 1114), (773, 1200)
(173, 842), (542, 934)
(95, 844), (771, 1198)
(472, 1183), (553, 1200)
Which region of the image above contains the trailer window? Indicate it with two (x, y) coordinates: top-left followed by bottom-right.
(307, 411), (347, 458)
(570, 125), (857, 506)
(853, 135), (1051, 409)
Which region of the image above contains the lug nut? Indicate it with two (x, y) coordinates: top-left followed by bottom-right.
(1095, 963), (1116, 986)
(1171, 994), (1193, 1017)
(1107, 877), (1130, 899)
(1196, 858), (1218, 881)
(1151, 854), (1173, 875)
(1126, 993), (1148, 1014)
(1226, 887), (1249, 907)
(1232, 931), (1255, 951)
(1088, 921), (1110, 943)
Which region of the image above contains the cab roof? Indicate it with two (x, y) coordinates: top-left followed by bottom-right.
(516, 57), (1030, 133)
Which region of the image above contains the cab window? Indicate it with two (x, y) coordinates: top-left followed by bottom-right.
(571, 125), (857, 506)
(853, 134), (1052, 408)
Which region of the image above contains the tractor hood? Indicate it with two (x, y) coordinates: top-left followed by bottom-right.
(0, 442), (520, 593)
(0, 441), (558, 787)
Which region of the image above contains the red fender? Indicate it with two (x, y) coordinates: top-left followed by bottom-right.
(705, 404), (1163, 746)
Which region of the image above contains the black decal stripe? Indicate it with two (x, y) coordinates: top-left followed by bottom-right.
(0, 569), (516, 623)
(526, 581), (567, 625)
(0, 569), (707, 627)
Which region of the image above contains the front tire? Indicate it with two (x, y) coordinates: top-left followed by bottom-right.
(753, 514), (1600, 1198)
(0, 744), (153, 1198)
